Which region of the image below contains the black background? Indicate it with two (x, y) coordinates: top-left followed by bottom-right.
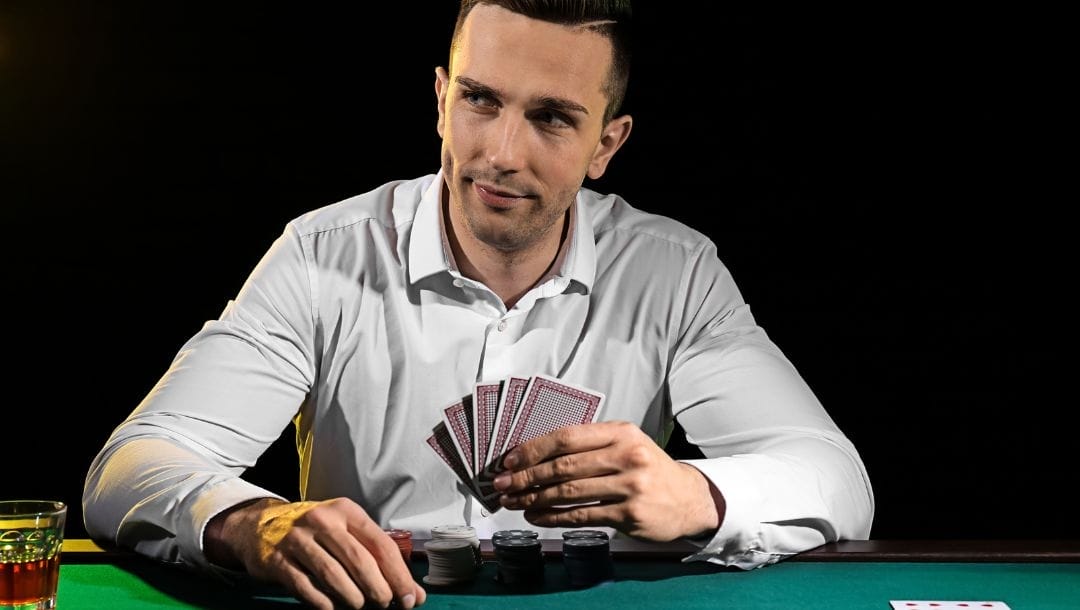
(2, 4), (1068, 542)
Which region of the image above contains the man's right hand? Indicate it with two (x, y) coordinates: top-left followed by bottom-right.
(204, 497), (426, 609)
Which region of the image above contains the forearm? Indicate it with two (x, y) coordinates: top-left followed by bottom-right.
(204, 497), (287, 571)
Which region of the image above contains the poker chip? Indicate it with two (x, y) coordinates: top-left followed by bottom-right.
(561, 529), (610, 541)
(492, 536), (544, 587)
(492, 529), (539, 542)
(562, 537), (614, 587)
(430, 524), (482, 566)
(384, 528), (412, 563)
(423, 539), (477, 586)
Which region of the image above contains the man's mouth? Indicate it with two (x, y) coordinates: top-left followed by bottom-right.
(472, 181), (531, 209)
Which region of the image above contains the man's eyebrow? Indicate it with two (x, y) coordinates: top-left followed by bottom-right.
(455, 76), (590, 117)
(536, 95), (590, 117)
(456, 76), (500, 100)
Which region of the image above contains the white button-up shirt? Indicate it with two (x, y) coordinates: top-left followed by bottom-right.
(83, 171), (874, 572)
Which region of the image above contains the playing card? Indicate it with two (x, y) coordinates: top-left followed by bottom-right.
(474, 487), (503, 513)
(426, 422), (503, 513)
(472, 381), (503, 475)
(425, 422), (476, 493)
(425, 375), (604, 516)
(440, 396), (475, 478)
(889, 602), (1011, 609)
(500, 374), (604, 462)
(481, 375), (529, 480)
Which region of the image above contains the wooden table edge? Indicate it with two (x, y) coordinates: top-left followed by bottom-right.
(61, 538), (1080, 564)
(793, 540), (1080, 563)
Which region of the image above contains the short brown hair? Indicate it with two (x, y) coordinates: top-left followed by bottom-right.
(451, 0), (632, 124)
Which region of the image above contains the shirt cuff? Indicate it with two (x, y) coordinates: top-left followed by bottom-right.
(677, 456), (799, 570)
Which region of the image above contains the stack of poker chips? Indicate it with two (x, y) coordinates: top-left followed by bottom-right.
(561, 530), (614, 587)
(492, 533), (545, 587)
(384, 529), (413, 563)
(430, 524), (482, 567)
(422, 539), (477, 586)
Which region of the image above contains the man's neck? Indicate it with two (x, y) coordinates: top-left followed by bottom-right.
(443, 205), (568, 310)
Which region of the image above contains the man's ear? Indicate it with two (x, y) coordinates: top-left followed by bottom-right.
(587, 114), (633, 179)
(435, 66), (450, 139)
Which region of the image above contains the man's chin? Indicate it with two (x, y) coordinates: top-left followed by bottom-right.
(465, 214), (529, 248)
(476, 231), (531, 253)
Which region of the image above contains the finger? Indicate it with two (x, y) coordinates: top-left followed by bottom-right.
(522, 501), (624, 531)
(506, 421), (630, 470)
(271, 552), (341, 610)
(289, 533), (368, 609)
(413, 582), (428, 606)
(315, 529), (390, 608)
(502, 473), (625, 510)
(496, 446), (620, 493)
(342, 506), (426, 608)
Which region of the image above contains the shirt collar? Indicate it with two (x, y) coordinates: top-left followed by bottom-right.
(407, 169), (597, 293)
(407, 171), (452, 285)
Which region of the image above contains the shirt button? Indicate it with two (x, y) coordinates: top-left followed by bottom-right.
(480, 508), (490, 517)
(497, 320), (507, 332)
(453, 279), (464, 288)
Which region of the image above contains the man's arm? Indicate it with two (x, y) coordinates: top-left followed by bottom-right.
(493, 421), (725, 540)
(204, 498), (425, 610)
(82, 224), (427, 607)
(83, 224), (316, 568)
(491, 240), (874, 568)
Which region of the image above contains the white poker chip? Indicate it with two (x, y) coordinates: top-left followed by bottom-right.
(423, 539), (477, 586)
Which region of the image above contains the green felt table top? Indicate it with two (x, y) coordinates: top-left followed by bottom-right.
(56, 555), (1080, 609)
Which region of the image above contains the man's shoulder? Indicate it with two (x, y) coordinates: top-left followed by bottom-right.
(580, 186), (712, 252)
(287, 173), (437, 238)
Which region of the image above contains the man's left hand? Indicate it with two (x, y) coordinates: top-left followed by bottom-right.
(492, 421), (724, 541)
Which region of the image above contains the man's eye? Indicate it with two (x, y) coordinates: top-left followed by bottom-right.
(464, 91), (495, 107)
(534, 110), (572, 128)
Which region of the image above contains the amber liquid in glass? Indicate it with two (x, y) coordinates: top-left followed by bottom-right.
(0, 553), (61, 606)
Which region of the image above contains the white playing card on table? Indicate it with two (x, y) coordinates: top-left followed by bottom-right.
(889, 602), (1011, 609)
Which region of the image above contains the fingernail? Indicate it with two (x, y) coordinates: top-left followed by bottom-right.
(503, 452), (519, 469)
(402, 593), (416, 609)
(493, 473), (510, 490)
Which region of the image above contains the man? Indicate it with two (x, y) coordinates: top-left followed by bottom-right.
(83, 2), (874, 609)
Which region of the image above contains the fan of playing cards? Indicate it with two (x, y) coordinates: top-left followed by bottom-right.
(425, 374), (606, 513)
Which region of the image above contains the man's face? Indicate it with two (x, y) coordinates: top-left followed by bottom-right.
(435, 4), (629, 256)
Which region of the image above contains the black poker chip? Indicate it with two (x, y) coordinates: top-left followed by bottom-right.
(562, 537), (614, 587)
(561, 529), (610, 541)
(493, 537), (544, 587)
(492, 529), (539, 542)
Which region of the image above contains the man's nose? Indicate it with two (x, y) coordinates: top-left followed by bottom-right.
(486, 114), (528, 173)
